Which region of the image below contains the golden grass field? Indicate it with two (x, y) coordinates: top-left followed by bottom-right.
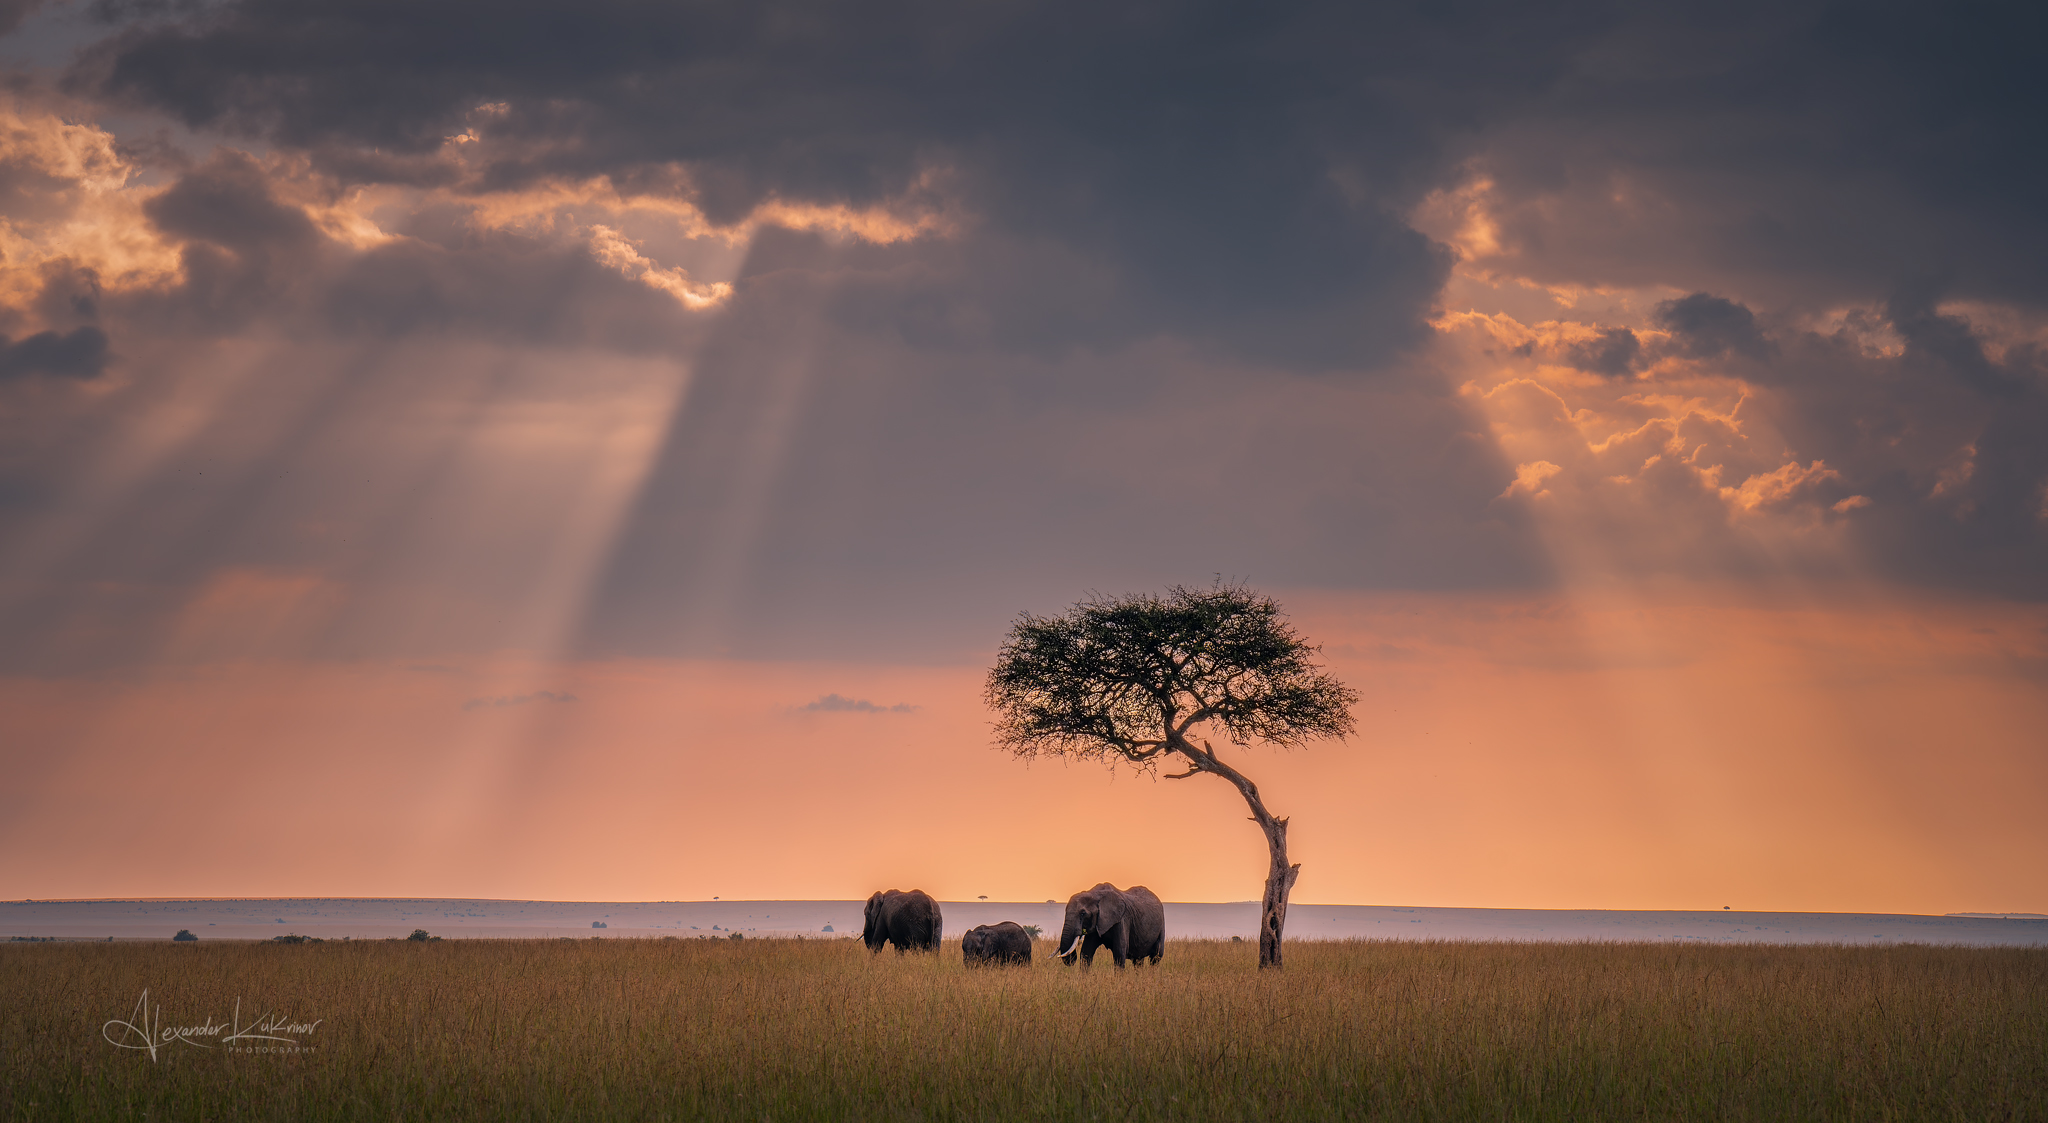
(4, 936), (2043, 1121)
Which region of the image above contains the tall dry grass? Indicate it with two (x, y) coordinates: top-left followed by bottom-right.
(4, 936), (2042, 1120)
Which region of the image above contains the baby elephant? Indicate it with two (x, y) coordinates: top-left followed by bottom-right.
(961, 921), (1034, 967)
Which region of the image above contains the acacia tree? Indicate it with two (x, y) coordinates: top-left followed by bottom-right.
(985, 583), (1358, 969)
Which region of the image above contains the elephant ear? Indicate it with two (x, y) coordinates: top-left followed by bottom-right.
(1092, 890), (1118, 926)
(863, 892), (883, 940)
(1102, 890), (1128, 930)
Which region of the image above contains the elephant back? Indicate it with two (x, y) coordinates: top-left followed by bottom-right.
(1122, 885), (1167, 961)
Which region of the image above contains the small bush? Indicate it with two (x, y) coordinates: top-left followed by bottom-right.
(406, 929), (439, 942)
(171, 930), (197, 942)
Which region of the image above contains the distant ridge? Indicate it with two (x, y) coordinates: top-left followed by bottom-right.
(1945, 912), (2048, 920)
(10, 899), (2048, 946)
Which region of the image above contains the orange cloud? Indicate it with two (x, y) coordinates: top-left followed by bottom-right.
(0, 97), (181, 308)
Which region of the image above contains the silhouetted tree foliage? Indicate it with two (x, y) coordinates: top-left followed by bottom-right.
(986, 583), (1357, 968)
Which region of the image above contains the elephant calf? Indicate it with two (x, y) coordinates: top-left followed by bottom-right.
(862, 888), (942, 954)
(961, 921), (1033, 967)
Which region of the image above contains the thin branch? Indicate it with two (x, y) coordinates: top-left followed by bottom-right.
(1172, 704), (1216, 737)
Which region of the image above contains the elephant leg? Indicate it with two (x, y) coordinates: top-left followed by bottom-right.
(1111, 927), (1129, 968)
(1081, 932), (1101, 966)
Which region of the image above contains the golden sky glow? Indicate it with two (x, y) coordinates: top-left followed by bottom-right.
(3, 590), (2042, 911)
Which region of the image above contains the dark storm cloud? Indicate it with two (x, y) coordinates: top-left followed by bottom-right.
(1811, 299), (2048, 593)
(0, 0), (44, 37)
(1462, 1), (2048, 311)
(3, 0), (2045, 677)
(1565, 326), (1640, 378)
(0, 325), (107, 379)
(130, 149), (321, 326)
(66, 0), (1605, 370)
(319, 232), (700, 351)
(1653, 294), (1771, 362)
(28, 261), (104, 330)
(65, 1), (2048, 353)
(143, 149), (316, 251)
(1619, 292), (2048, 595)
(83, 149), (708, 350)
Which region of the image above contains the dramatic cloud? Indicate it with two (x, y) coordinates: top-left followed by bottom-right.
(1653, 294), (1772, 362)
(1441, 290), (2047, 592)
(63, 0), (1595, 368)
(0, 0), (2034, 672)
(0, 324), (105, 378)
(0, 0), (2042, 908)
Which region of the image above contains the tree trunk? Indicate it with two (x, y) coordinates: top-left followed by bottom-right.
(1258, 815), (1299, 971)
(1173, 738), (1297, 969)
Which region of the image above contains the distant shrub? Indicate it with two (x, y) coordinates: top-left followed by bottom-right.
(592, 921), (607, 928)
(728, 932), (744, 941)
(1022, 925), (1043, 937)
(172, 930), (197, 942)
(272, 934), (321, 944)
(407, 929), (439, 942)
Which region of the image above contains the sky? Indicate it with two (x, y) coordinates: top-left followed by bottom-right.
(1, 0), (2043, 914)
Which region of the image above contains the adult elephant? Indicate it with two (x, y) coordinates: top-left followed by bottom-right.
(1054, 883), (1164, 968)
(961, 921), (1033, 967)
(862, 888), (942, 954)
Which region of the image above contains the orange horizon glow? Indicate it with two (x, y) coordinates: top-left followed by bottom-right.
(4, 588), (2041, 916)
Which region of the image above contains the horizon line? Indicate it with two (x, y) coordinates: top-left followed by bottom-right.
(7, 897), (2043, 919)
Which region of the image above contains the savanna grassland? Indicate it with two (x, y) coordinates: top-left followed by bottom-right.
(3, 936), (2042, 1121)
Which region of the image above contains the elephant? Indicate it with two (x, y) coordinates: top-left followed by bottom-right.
(1054, 883), (1165, 968)
(961, 921), (1033, 967)
(862, 888), (942, 954)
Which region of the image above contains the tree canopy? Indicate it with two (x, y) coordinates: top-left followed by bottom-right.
(985, 583), (1358, 770)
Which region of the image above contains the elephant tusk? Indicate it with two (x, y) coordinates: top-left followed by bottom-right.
(1053, 936), (1083, 959)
